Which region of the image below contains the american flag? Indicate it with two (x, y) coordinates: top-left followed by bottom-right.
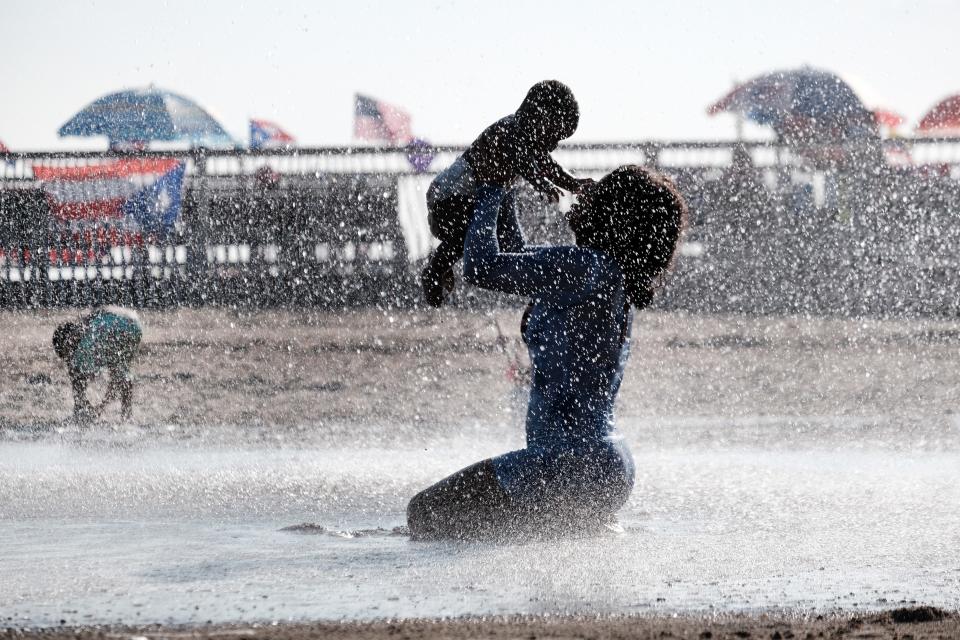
(33, 158), (184, 233)
(354, 94), (412, 144)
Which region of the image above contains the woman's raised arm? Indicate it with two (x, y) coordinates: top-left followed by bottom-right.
(463, 185), (597, 299)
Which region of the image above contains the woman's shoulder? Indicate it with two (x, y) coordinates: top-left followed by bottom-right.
(530, 244), (623, 275)
(533, 246), (624, 305)
(583, 250), (627, 304)
(529, 245), (600, 276)
(564, 246), (623, 285)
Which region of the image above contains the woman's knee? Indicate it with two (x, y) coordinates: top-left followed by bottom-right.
(406, 484), (441, 534)
(406, 460), (509, 540)
(406, 489), (426, 525)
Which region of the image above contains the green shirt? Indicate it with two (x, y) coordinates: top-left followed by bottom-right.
(71, 309), (143, 377)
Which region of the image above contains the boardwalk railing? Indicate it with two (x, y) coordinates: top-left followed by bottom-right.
(2, 140), (959, 314)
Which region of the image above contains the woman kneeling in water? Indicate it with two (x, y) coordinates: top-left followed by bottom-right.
(407, 165), (688, 541)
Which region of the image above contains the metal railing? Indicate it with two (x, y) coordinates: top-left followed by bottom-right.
(1, 139), (959, 314)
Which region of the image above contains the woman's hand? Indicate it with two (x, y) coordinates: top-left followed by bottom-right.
(568, 178), (602, 220)
(574, 177), (596, 193)
(529, 177), (561, 203)
(538, 185), (562, 203)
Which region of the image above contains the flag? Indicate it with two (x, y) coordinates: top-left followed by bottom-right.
(0, 139), (12, 168)
(33, 158), (185, 234)
(354, 94), (412, 144)
(249, 119), (296, 149)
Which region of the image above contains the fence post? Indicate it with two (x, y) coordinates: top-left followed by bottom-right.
(187, 147), (209, 306)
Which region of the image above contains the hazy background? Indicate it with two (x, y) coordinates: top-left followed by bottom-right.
(2, 0), (957, 149)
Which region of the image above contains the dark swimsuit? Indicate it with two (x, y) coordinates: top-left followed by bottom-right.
(463, 186), (635, 517)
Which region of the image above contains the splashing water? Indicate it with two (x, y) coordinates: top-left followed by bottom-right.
(2, 415), (958, 626)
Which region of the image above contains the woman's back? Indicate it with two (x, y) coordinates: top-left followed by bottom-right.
(522, 252), (632, 450)
(462, 187), (636, 508)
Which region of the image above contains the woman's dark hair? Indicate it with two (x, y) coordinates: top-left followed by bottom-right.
(578, 165), (688, 309)
(52, 321), (82, 360)
(517, 80), (579, 142)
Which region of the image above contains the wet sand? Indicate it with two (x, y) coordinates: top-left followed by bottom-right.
(12, 608), (960, 640)
(2, 308), (959, 636)
(2, 306), (959, 433)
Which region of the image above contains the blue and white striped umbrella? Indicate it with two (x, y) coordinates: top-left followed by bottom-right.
(58, 86), (235, 148)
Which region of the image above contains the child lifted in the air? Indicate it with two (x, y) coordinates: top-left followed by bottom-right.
(421, 80), (593, 307)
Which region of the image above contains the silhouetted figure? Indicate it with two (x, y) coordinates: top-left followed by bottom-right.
(699, 145), (778, 312)
(408, 166), (688, 541)
(709, 144), (772, 227)
(421, 80), (593, 307)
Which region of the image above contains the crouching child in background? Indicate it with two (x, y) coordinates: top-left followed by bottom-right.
(52, 306), (143, 424)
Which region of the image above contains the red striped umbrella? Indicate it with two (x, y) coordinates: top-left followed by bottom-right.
(917, 95), (960, 135)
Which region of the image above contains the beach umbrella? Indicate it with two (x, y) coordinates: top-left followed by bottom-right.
(58, 86), (235, 148)
(708, 67), (879, 144)
(916, 95), (960, 136)
(872, 109), (905, 130)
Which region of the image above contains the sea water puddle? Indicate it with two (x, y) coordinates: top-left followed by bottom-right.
(2, 416), (960, 626)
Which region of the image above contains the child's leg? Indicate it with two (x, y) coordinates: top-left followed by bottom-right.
(421, 188), (523, 307)
(421, 194), (474, 307)
(70, 373), (94, 425)
(420, 239), (463, 307)
(106, 367), (134, 420)
(100, 329), (140, 420)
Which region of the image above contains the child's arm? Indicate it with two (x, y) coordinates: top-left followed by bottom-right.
(70, 371), (94, 425)
(534, 153), (593, 193)
(518, 162), (562, 202)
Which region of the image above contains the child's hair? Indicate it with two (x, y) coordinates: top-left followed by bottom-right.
(580, 165), (688, 309)
(52, 321), (82, 360)
(516, 80), (580, 142)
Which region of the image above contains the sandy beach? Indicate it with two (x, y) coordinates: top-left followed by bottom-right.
(3, 306), (959, 433)
(11, 609), (960, 639)
(3, 307), (959, 638)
